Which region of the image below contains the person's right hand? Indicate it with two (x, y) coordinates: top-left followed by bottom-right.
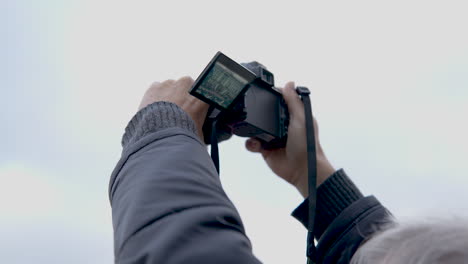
(138, 76), (209, 141)
(245, 82), (336, 198)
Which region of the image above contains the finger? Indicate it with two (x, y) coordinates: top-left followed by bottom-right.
(245, 138), (262, 153)
(282, 81), (303, 119)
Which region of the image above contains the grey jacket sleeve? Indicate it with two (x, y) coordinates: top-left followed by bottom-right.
(109, 102), (261, 264)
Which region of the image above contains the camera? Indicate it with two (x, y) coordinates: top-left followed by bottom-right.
(189, 52), (289, 149)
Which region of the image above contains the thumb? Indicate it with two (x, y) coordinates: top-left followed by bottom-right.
(245, 138), (262, 153)
(282, 81), (303, 119)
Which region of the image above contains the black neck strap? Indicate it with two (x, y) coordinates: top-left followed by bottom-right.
(209, 87), (317, 263)
(210, 119), (220, 174)
(296, 86), (317, 264)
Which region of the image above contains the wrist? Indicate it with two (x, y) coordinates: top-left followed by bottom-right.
(316, 154), (335, 186)
(294, 153), (335, 198)
(122, 102), (198, 149)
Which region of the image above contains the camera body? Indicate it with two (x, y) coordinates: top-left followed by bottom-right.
(189, 52), (289, 149)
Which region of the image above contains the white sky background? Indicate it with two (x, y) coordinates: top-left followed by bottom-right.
(2, 0), (468, 263)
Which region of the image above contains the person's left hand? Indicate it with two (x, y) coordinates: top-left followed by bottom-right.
(245, 82), (335, 197)
(138, 76), (209, 140)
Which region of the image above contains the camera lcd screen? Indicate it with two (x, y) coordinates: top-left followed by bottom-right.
(191, 52), (257, 110)
(195, 61), (248, 109)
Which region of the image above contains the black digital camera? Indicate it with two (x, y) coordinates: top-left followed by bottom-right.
(189, 52), (289, 149)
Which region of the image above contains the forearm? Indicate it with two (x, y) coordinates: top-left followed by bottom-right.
(109, 102), (260, 263)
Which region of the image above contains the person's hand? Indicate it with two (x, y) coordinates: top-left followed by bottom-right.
(138, 76), (209, 140)
(245, 82), (335, 198)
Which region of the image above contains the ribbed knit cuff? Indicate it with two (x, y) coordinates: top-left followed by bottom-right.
(121, 101), (197, 149)
(291, 169), (363, 239)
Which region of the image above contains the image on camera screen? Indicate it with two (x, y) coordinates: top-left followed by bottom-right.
(195, 61), (249, 109)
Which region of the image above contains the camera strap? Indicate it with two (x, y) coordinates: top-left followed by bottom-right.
(296, 86), (318, 264)
(210, 119), (220, 174)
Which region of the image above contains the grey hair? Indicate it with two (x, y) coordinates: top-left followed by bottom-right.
(351, 218), (468, 264)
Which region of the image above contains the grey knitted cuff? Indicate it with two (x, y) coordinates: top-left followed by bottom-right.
(121, 101), (197, 148)
(317, 169), (363, 224)
(292, 169), (364, 238)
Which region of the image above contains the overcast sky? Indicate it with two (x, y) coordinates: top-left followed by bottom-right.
(2, 0), (468, 263)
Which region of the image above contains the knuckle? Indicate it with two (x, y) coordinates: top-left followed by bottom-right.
(150, 82), (163, 93)
(180, 75), (194, 81)
(162, 79), (176, 85)
(177, 76), (194, 85)
(149, 79), (175, 91)
(149, 81), (161, 89)
(150, 79), (173, 86)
